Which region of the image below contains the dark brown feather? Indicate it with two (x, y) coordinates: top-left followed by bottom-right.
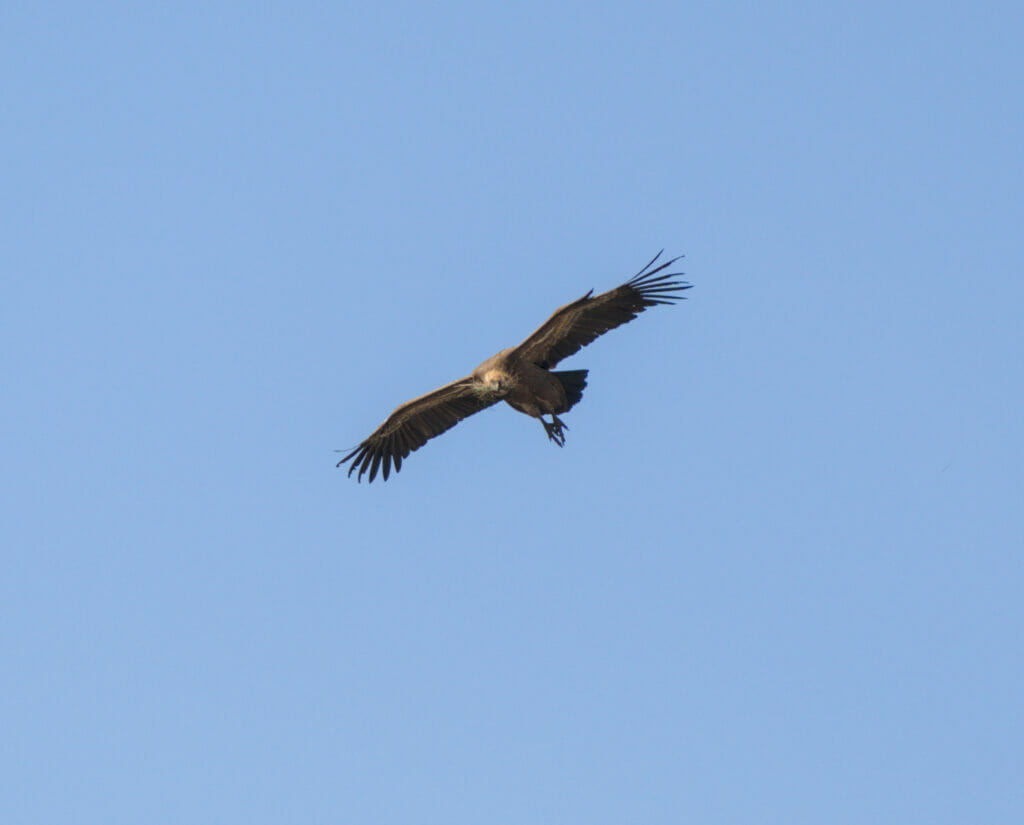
(336, 376), (499, 483)
(509, 251), (691, 369)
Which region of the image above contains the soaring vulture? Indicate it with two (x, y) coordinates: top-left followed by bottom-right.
(338, 251), (691, 482)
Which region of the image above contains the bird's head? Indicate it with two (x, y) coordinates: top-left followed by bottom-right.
(482, 369), (511, 395)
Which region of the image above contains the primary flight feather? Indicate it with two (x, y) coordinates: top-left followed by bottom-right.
(338, 251), (691, 482)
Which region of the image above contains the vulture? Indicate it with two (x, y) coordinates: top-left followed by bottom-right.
(338, 251), (691, 482)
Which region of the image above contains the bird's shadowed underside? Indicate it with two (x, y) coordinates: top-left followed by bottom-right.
(337, 251), (691, 482)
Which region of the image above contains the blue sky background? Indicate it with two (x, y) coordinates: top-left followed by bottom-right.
(3, 2), (1022, 823)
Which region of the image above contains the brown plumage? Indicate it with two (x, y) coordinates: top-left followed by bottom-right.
(338, 251), (690, 482)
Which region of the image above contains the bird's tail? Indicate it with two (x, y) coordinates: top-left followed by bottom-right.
(552, 369), (588, 411)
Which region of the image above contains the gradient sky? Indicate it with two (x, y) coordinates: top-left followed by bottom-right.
(3, 2), (1022, 823)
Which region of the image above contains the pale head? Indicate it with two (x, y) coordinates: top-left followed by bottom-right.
(480, 368), (512, 395)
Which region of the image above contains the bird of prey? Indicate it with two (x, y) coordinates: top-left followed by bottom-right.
(338, 251), (690, 482)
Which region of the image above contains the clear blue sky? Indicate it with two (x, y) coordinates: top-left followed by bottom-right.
(3, 2), (1022, 823)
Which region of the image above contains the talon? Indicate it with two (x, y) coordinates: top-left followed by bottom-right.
(542, 416), (568, 447)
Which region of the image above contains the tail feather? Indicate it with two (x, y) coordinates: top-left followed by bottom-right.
(552, 369), (588, 411)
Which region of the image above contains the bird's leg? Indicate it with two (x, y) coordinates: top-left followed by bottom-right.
(552, 414), (568, 438)
(542, 418), (564, 446)
(541, 414), (568, 447)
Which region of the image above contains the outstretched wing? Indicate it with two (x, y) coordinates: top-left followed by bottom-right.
(510, 251), (691, 369)
(337, 376), (499, 483)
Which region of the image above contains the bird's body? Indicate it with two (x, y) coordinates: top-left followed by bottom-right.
(338, 251), (690, 482)
(471, 351), (588, 446)
(497, 359), (567, 418)
(474, 351), (566, 414)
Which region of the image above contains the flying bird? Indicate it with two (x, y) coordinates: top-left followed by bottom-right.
(338, 251), (691, 482)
